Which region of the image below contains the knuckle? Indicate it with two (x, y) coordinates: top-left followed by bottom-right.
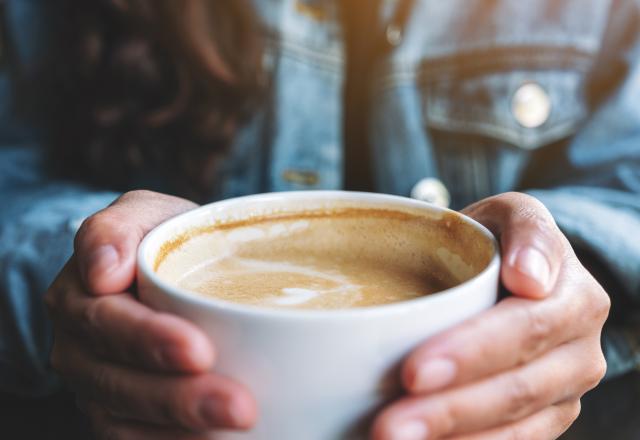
(438, 402), (460, 436)
(82, 298), (115, 356)
(498, 191), (533, 204)
(423, 398), (458, 436)
(43, 287), (59, 315)
(494, 192), (539, 221)
(83, 296), (111, 332)
(79, 210), (127, 239)
(566, 399), (582, 424)
(75, 212), (118, 251)
(117, 189), (157, 205)
(83, 300), (101, 333)
(502, 192), (548, 217)
(519, 210), (555, 237)
(505, 372), (539, 417)
(504, 425), (530, 440)
(94, 211), (124, 231)
(76, 214), (103, 239)
(499, 193), (561, 237)
(585, 352), (607, 391)
(599, 293), (612, 319)
(520, 305), (553, 358)
(591, 289), (611, 322)
(553, 400), (582, 438)
(92, 364), (117, 403)
(44, 265), (73, 319)
(596, 354), (608, 382)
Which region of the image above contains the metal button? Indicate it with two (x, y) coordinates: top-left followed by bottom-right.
(282, 169), (319, 186)
(295, 0), (327, 21)
(386, 24), (403, 46)
(512, 82), (552, 128)
(410, 178), (450, 208)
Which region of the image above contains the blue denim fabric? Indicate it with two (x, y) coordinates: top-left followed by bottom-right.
(0, 147), (118, 396)
(1, 0), (640, 396)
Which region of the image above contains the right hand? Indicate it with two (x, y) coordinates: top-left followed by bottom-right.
(45, 190), (257, 439)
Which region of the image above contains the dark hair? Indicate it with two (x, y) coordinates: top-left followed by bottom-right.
(27, 0), (264, 201)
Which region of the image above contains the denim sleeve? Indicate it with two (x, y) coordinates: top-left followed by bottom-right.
(524, 1), (640, 379)
(0, 146), (118, 397)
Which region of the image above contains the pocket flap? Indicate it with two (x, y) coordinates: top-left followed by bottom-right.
(422, 47), (593, 150)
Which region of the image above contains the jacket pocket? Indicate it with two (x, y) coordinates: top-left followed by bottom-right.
(421, 46), (594, 150)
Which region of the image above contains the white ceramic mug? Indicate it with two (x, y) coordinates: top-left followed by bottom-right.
(137, 191), (500, 440)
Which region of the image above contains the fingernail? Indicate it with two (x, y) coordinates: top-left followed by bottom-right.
(87, 245), (119, 277)
(391, 420), (429, 440)
(414, 358), (457, 392)
(512, 247), (551, 291)
(199, 396), (228, 427)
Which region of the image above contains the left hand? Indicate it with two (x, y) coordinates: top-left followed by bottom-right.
(372, 192), (610, 440)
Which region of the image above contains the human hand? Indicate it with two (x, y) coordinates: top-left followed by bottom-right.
(45, 190), (257, 439)
(372, 192), (610, 440)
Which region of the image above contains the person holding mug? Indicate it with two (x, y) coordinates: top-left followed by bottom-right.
(2, 0), (638, 438)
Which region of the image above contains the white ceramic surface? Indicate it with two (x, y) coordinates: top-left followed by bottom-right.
(137, 191), (501, 440)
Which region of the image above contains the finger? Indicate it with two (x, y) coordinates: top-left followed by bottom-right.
(49, 261), (214, 372)
(446, 400), (581, 440)
(87, 401), (212, 440)
(372, 339), (604, 439)
(55, 333), (256, 431)
(403, 285), (592, 393)
(74, 190), (197, 295)
(462, 192), (570, 299)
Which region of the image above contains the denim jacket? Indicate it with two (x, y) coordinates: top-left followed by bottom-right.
(2, 0), (640, 397)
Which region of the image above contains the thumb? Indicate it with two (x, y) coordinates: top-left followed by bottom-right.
(462, 192), (569, 299)
(74, 190), (198, 295)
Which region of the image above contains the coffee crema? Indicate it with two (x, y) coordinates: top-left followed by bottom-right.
(154, 208), (487, 310)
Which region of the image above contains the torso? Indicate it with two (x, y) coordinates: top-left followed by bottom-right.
(215, 0), (615, 209)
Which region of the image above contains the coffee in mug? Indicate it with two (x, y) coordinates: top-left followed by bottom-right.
(154, 207), (471, 310)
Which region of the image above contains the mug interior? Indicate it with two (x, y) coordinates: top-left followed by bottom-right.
(138, 191), (499, 315)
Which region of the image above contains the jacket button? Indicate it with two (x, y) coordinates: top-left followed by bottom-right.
(386, 24), (403, 46)
(410, 178), (450, 208)
(294, 0), (327, 21)
(512, 82), (552, 128)
(282, 169), (320, 186)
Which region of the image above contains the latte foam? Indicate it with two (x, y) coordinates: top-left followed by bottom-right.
(155, 208), (489, 310)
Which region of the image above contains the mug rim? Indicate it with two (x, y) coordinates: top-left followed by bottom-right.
(137, 191), (501, 321)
